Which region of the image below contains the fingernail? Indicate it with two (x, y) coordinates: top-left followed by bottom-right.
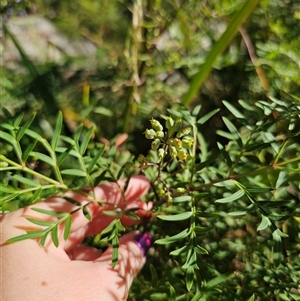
(134, 232), (152, 256)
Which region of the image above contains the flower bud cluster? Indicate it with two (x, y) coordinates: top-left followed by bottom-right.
(142, 116), (194, 163)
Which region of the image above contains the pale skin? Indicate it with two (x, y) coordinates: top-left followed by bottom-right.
(0, 176), (152, 301)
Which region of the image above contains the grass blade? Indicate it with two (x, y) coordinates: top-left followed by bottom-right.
(182, 0), (260, 106)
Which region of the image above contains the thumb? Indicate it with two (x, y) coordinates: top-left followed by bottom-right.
(97, 231), (152, 300)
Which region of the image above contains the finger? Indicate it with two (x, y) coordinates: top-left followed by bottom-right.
(94, 231), (153, 300)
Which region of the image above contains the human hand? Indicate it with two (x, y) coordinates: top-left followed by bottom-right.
(1, 176), (153, 301)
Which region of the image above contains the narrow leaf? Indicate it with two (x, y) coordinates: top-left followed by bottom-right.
(217, 142), (232, 167)
(26, 218), (54, 227)
(6, 230), (45, 243)
(186, 266), (194, 291)
(31, 207), (66, 217)
(222, 117), (243, 148)
(197, 108), (220, 125)
(222, 100), (245, 119)
(16, 113), (36, 141)
(51, 111), (63, 150)
(170, 285), (176, 301)
(172, 195), (191, 203)
(150, 264), (158, 287)
(155, 228), (190, 245)
(272, 229), (283, 267)
(157, 211), (192, 221)
(30, 151), (55, 166)
(64, 215), (72, 241)
(257, 215), (271, 231)
(170, 245), (188, 256)
(13, 175), (39, 187)
(111, 235), (119, 268)
(215, 189), (244, 203)
(205, 272), (233, 288)
(61, 169), (87, 177)
(80, 126), (94, 155)
(51, 225), (59, 247)
(87, 146), (105, 173)
(22, 139), (38, 162)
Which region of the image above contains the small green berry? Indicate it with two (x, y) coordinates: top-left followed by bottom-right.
(176, 187), (186, 193)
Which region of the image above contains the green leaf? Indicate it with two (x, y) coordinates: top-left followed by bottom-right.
(6, 230), (45, 243)
(16, 113), (36, 142)
(101, 220), (116, 235)
(82, 205), (92, 221)
(57, 146), (74, 166)
(31, 207), (66, 217)
(169, 285), (176, 301)
(22, 139), (38, 162)
(26, 218), (54, 227)
(197, 108), (220, 125)
(272, 229), (283, 267)
(157, 211), (192, 221)
(186, 265), (194, 291)
(51, 224), (59, 247)
(275, 170), (287, 189)
(80, 126), (94, 155)
(51, 111), (63, 150)
(228, 211), (247, 216)
(215, 189), (244, 203)
(30, 151), (55, 166)
(103, 210), (121, 216)
(170, 245), (188, 256)
(155, 228), (190, 245)
(87, 146), (105, 173)
(217, 142), (232, 168)
(257, 215), (271, 231)
(205, 272), (233, 288)
(223, 100), (245, 119)
(182, 0), (260, 106)
(61, 169), (87, 177)
(182, 248), (197, 268)
(245, 142), (270, 152)
(222, 117), (243, 148)
(150, 264), (158, 287)
(64, 215), (72, 241)
(172, 195), (191, 203)
(214, 180), (235, 187)
(13, 175), (39, 187)
(111, 235), (119, 268)
(247, 294), (256, 301)
(194, 244), (208, 254)
(74, 124), (83, 145)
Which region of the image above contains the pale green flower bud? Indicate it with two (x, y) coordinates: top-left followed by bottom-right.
(155, 131), (164, 138)
(169, 146), (177, 158)
(165, 116), (174, 129)
(150, 118), (163, 131)
(176, 127), (191, 138)
(151, 138), (161, 150)
(177, 148), (188, 160)
(145, 128), (156, 139)
(182, 136), (194, 148)
(169, 138), (182, 149)
(158, 148), (165, 160)
(176, 187), (186, 193)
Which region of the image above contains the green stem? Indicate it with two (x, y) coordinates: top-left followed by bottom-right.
(0, 155), (68, 189)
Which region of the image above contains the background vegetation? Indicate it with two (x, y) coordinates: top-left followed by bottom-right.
(1, 0), (300, 300)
